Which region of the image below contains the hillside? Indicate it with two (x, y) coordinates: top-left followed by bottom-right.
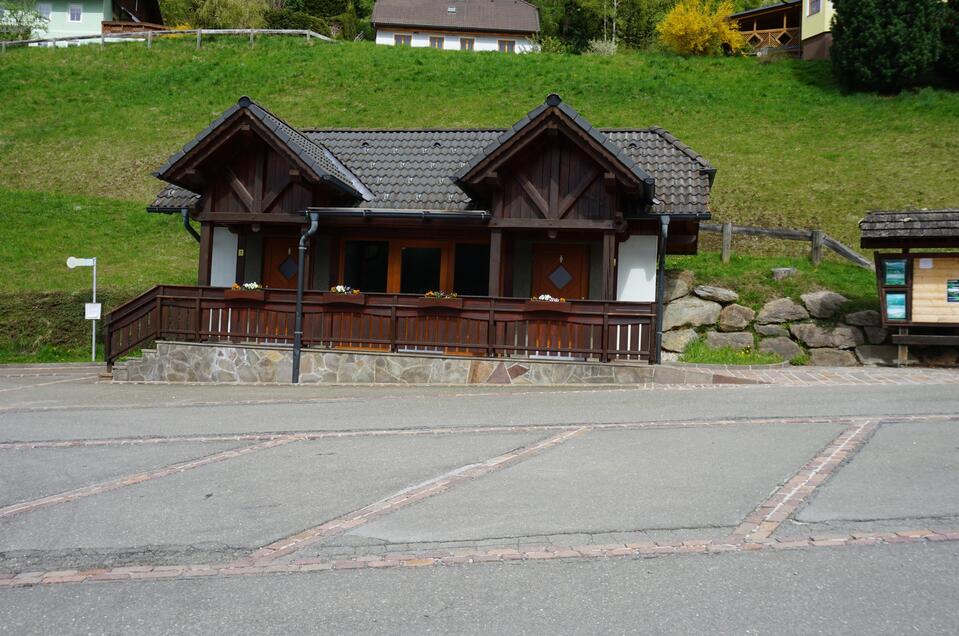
(0, 36), (957, 360)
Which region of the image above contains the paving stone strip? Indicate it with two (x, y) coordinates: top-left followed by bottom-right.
(0, 436), (300, 519)
(1, 529), (955, 588)
(729, 419), (879, 543)
(245, 428), (589, 565)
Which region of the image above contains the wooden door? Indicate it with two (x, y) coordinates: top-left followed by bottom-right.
(531, 244), (590, 299)
(262, 235), (300, 289)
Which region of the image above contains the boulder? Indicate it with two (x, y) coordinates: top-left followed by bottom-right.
(755, 324), (789, 337)
(772, 267), (797, 280)
(855, 345), (917, 367)
(664, 269), (694, 302)
(718, 304), (756, 332)
(662, 296), (722, 331)
(756, 298), (809, 324)
(661, 328), (698, 353)
(844, 310), (880, 327)
(801, 291), (848, 319)
(864, 326), (889, 345)
(694, 285), (739, 304)
(790, 323), (864, 349)
(809, 348), (859, 367)
(759, 337), (803, 362)
(705, 331), (754, 352)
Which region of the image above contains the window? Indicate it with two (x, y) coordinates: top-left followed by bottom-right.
(497, 40), (516, 53)
(68, 4), (82, 21)
(460, 37), (474, 51)
(37, 2), (52, 19)
(394, 34), (412, 46)
(808, 0), (821, 15)
(429, 36), (444, 49)
(453, 244), (490, 296)
(343, 241), (389, 293)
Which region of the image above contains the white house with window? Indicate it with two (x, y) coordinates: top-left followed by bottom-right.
(24, 0), (163, 42)
(372, 0), (539, 53)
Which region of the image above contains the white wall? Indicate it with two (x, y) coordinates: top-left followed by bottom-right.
(375, 29), (535, 53)
(210, 226), (238, 288)
(616, 235), (657, 302)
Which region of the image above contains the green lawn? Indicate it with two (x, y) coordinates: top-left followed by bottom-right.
(0, 37), (957, 248)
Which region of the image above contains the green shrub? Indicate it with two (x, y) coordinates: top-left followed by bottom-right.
(657, 0), (743, 56)
(264, 8), (330, 35)
(832, 0), (945, 93)
(940, 0), (959, 85)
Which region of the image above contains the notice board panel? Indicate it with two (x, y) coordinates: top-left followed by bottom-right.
(911, 256), (959, 323)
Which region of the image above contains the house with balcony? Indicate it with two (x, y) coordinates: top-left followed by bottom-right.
(371, 0), (539, 52)
(731, 0), (834, 60)
(30, 0), (163, 42)
(105, 94), (715, 383)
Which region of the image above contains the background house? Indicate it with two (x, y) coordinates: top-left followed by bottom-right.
(371, 0), (540, 52)
(731, 0), (834, 60)
(32, 0), (163, 41)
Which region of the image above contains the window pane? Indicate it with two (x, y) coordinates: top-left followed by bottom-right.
(69, 4), (81, 21)
(343, 241), (389, 293)
(460, 38), (474, 51)
(429, 37), (443, 48)
(400, 247), (442, 294)
(38, 3), (52, 19)
(454, 244), (490, 296)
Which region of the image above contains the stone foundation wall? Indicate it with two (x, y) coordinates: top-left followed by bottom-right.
(111, 341), (753, 386)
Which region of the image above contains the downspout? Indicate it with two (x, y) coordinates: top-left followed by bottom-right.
(181, 209), (201, 242)
(654, 215), (670, 364)
(291, 211), (320, 384)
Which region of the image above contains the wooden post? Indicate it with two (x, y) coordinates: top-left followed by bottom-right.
(721, 221), (732, 263)
(197, 223), (213, 285)
(810, 229), (824, 266)
(196, 30), (202, 50)
(100, 35), (104, 48)
(147, 31), (152, 49)
(488, 229), (503, 296)
(601, 231), (615, 300)
(249, 29), (255, 47)
(897, 327), (909, 367)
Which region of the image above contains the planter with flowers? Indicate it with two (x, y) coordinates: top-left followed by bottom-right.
(320, 285), (366, 306)
(224, 282), (265, 301)
(524, 294), (572, 313)
(409, 290), (463, 310)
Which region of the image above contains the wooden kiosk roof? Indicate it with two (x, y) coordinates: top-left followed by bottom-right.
(860, 209), (959, 248)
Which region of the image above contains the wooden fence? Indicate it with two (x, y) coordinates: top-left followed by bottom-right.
(0, 28), (333, 52)
(701, 222), (874, 270)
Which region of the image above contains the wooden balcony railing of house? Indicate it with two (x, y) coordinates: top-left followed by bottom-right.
(741, 27), (800, 53)
(103, 286), (657, 369)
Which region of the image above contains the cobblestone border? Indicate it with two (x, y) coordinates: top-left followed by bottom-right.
(1, 530), (955, 588)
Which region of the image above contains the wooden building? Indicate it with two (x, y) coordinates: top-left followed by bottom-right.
(860, 209), (959, 364)
(105, 95), (714, 370)
(730, 0), (835, 60)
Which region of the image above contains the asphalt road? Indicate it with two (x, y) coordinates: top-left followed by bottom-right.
(1, 368), (958, 634)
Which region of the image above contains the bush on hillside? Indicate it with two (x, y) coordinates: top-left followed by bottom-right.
(940, 0), (959, 84)
(195, 0), (268, 28)
(585, 38), (618, 55)
(657, 0), (743, 56)
(264, 8), (329, 34)
(286, 0), (346, 18)
(832, 0), (944, 93)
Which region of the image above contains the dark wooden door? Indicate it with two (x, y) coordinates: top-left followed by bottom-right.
(262, 235), (300, 289)
(531, 244), (590, 299)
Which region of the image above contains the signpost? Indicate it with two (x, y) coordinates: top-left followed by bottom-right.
(66, 257), (100, 362)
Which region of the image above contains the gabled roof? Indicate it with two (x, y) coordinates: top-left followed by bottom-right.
(454, 93), (656, 196)
(860, 209), (959, 247)
(729, 0), (800, 20)
(154, 96), (372, 201)
(371, 0), (540, 35)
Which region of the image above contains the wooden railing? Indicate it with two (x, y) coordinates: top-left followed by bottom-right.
(0, 28), (333, 52)
(701, 222), (874, 269)
(104, 286), (657, 368)
(741, 27), (800, 52)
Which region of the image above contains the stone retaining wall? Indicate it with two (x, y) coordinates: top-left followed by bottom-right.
(111, 342), (759, 386)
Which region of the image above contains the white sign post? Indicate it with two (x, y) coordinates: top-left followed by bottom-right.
(67, 257), (99, 362)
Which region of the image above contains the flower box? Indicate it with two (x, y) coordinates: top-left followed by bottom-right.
(320, 292), (366, 306)
(409, 296), (463, 310)
(523, 300), (572, 313)
(224, 289), (265, 301)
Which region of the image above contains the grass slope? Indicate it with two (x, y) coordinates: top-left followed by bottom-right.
(1, 37), (957, 248)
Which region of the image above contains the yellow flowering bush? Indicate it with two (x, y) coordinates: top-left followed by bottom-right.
(657, 0), (744, 56)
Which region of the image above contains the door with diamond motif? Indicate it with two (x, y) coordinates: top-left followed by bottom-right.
(262, 235), (300, 289)
(531, 244), (590, 300)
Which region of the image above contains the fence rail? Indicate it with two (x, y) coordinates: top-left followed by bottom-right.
(104, 286), (657, 368)
(700, 222), (874, 269)
(0, 28), (333, 51)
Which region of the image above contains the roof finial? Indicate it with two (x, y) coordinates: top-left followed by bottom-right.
(545, 93), (562, 106)
(238, 96), (252, 107)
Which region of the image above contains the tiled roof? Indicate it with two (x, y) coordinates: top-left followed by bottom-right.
(860, 210), (959, 241)
(148, 183), (200, 211)
(153, 97), (371, 201)
(372, 0), (540, 34)
(729, 0), (799, 20)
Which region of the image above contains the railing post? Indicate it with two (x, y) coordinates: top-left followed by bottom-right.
(810, 229), (824, 266)
(487, 300), (496, 358)
(721, 221), (733, 263)
(249, 29), (254, 47)
(147, 31), (152, 49)
(196, 30), (202, 50)
(195, 295), (201, 342)
(601, 302), (609, 362)
(390, 298), (397, 353)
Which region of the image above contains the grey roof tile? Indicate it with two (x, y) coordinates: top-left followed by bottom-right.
(860, 209), (959, 240)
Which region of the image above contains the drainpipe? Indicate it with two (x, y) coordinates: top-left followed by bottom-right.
(654, 215), (670, 364)
(292, 211), (320, 384)
(181, 209), (200, 243)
